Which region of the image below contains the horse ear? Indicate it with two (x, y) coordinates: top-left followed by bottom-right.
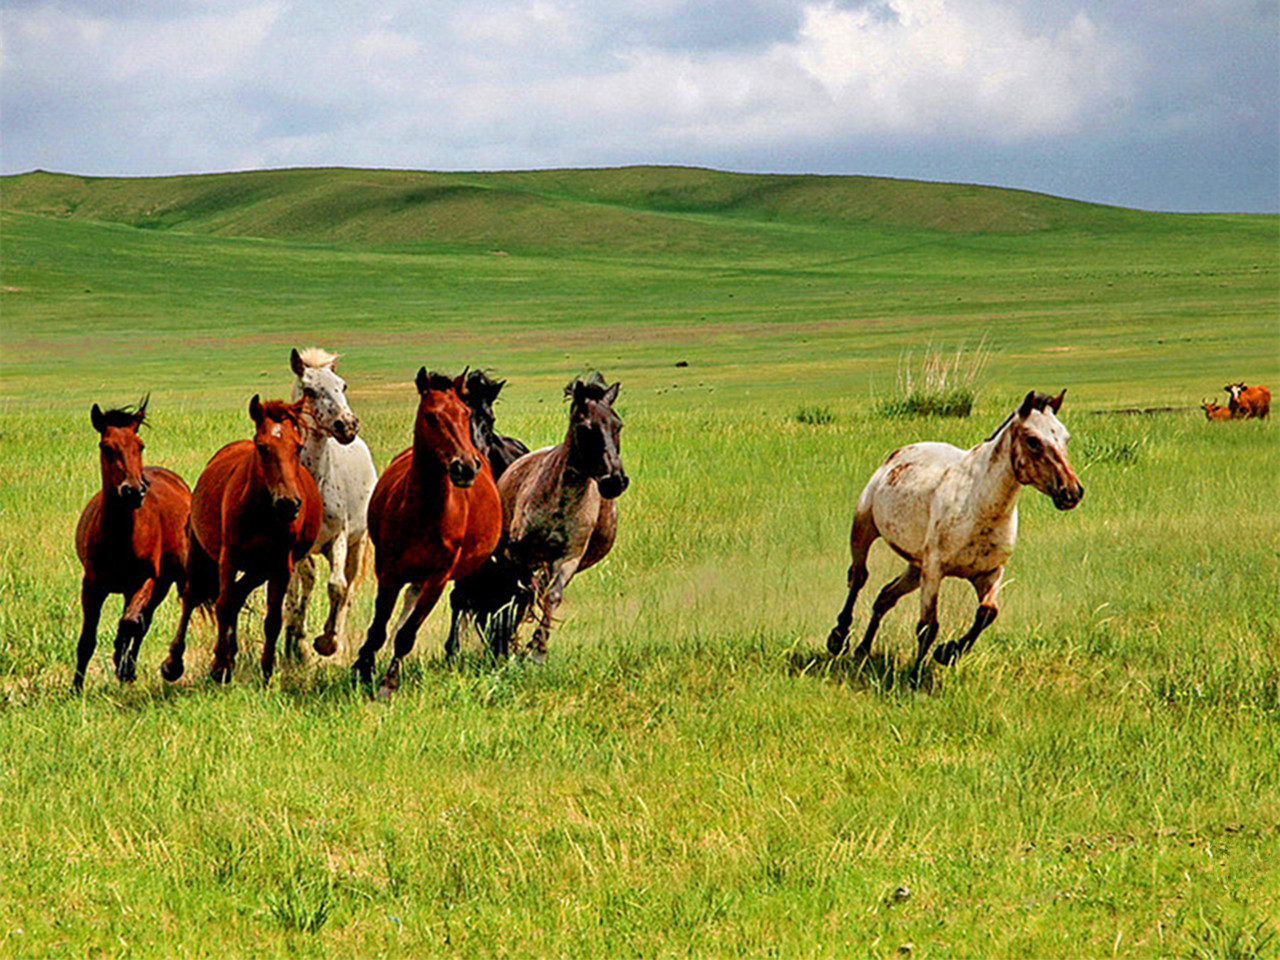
(603, 381), (620, 405)
(1017, 390), (1036, 419)
(290, 348), (306, 378)
(415, 367), (430, 394)
(249, 394), (264, 425)
(91, 403), (106, 433)
(1048, 389), (1066, 414)
(453, 371), (467, 396)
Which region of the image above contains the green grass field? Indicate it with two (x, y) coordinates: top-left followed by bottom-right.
(1, 167), (1277, 958)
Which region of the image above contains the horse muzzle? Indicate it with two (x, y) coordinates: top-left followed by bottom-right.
(117, 481), (148, 508)
(273, 495), (302, 522)
(597, 473), (630, 500)
(1051, 482), (1084, 511)
(331, 416), (360, 445)
(448, 456), (481, 489)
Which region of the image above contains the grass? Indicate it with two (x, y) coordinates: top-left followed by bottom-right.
(1, 167), (1278, 957)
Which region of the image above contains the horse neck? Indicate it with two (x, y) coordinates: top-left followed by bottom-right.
(299, 423), (330, 476)
(410, 428), (453, 503)
(962, 425), (1023, 519)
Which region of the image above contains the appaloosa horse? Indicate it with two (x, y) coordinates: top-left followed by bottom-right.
(490, 372), (629, 661)
(283, 347), (377, 659)
(162, 396), (321, 684)
(825, 390), (1083, 681)
(352, 369), (503, 696)
(74, 398), (190, 690)
(444, 368), (531, 659)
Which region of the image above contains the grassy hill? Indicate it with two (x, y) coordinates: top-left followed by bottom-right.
(0, 165), (1234, 255)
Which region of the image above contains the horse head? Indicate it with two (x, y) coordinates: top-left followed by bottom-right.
(461, 369), (506, 454)
(249, 394), (309, 522)
(1010, 389), (1083, 511)
(91, 396), (150, 508)
(291, 347), (360, 444)
(566, 372), (629, 500)
(415, 367), (485, 489)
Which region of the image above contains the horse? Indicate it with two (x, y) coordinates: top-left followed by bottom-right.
(73, 398), (190, 690)
(282, 347), (378, 659)
(161, 396), (322, 684)
(444, 368), (531, 659)
(489, 372), (629, 662)
(352, 368), (503, 696)
(824, 390), (1083, 682)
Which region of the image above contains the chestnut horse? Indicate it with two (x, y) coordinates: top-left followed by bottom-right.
(353, 368), (502, 696)
(162, 396), (321, 684)
(489, 372), (629, 661)
(825, 390), (1083, 682)
(74, 398), (190, 690)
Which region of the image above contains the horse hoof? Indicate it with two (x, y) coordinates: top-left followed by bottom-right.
(160, 658), (184, 683)
(826, 631), (847, 656)
(210, 666), (232, 685)
(933, 642), (958, 665)
(375, 678), (397, 700)
(313, 635), (338, 657)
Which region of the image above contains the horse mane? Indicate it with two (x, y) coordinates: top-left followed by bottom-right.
(564, 370), (610, 401)
(465, 369), (505, 401)
(98, 396), (149, 429)
(296, 347), (339, 370)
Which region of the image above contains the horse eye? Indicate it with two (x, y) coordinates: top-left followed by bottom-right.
(1026, 437), (1043, 455)
(304, 387), (317, 399)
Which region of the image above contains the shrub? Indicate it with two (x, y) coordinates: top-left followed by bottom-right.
(875, 339), (991, 419)
(794, 405), (836, 425)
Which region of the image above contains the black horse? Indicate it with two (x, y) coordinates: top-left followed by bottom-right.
(446, 370), (531, 658)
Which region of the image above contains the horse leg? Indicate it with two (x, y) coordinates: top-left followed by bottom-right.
(445, 589), (466, 662)
(211, 565), (260, 684)
(852, 565), (921, 659)
(826, 512), (877, 655)
(74, 579), (107, 692)
(378, 577), (448, 698)
(163, 537), (215, 683)
(261, 567), (291, 685)
(528, 559), (579, 663)
(284, 554), (316, 662)
(353, 577), (402, 687)
(908, 564), (943, 684)
(935, 569), (1002, 665)
(114, 577), (156, 683)
(314, 531), (349, 658)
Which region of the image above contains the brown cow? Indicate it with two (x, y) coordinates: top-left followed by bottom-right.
(1202, 400), (1232, 422)
(1225, 383), (1270, 420)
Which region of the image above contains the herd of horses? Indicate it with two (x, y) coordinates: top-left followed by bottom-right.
(1201, 382), (1271, 422)
(75, 347), (1087, 693)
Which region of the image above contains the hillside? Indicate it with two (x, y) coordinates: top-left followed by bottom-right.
(0, 165), (1174, 254)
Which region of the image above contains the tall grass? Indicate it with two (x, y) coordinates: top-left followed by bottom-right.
(876, 339), (992, 419)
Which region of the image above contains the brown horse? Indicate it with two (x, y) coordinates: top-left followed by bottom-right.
(490, 372), (629, 661)
(161, 396), (321, 684)
(353, 368), (503, 696)
(74, 398), (190, 690)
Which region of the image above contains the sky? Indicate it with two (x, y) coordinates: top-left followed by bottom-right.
(2, 0), (1277, 212)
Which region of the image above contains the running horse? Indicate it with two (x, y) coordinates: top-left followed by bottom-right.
(74, 397), (190, 690)
(283, 347), (378, 660)
(352, 368), (503, 696)
(161, 396), (322, 684)
(445, 368), (530, 659)
(489, 372), (629, 661)
(825, 390), (1083, 681)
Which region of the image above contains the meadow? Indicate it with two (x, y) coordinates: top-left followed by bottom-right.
(1, 167), (1277, 958)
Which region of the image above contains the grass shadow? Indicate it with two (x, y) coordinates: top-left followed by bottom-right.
(783, 645), (942, 695)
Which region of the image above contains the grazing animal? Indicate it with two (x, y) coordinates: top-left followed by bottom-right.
(490, 372), (630, 661)
(825, 390), (1083, 681)
(1225, 382), (1270, 420)
(162, 397), (321, 684)
(353, 369), (503, 696)
(282, 347), (378, 659)
(74, 398), (190, 690)
(1202, 399), (1233, 422)
(445, 369), (531, 659)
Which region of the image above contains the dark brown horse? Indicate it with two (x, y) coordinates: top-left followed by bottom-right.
(491, 372), (629, 661)
(74, 398), (190, 690)
(162, 396), (321, 684)
(353, 368), (503, 696)
(445, 369), (531, 658)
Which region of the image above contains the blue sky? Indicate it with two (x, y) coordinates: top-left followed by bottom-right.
(2, 0), (1276, 212)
